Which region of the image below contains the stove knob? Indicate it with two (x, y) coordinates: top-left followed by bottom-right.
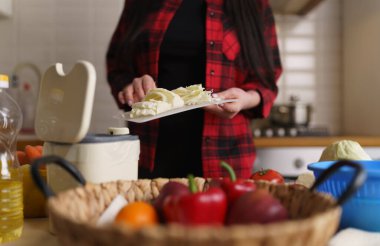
(288, 128), (298, 137)
(276, 128), (286, 137)
(265, 128), (274, 137)
(253, 128), (262, 138)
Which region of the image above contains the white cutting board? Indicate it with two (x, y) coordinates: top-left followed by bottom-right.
(120, 99), (237, 123)
(35, 61), (96, 143)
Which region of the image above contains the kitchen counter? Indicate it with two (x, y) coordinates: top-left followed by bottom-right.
(254, 136), (380, 147)
(4, 219), (58, 246)
(16, 134), (380, 150)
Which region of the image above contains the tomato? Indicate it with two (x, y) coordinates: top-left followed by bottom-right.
(250, 169), (285, 184)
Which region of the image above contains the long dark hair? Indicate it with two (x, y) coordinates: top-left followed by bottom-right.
(121, 0), (278, 89)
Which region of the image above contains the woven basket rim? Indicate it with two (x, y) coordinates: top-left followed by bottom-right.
(49, 201), (341, 231)
(47, 179), (342, 243)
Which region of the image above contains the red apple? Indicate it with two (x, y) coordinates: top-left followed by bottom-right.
(153, 181), (189, 221)
(227, 189), (288, 225)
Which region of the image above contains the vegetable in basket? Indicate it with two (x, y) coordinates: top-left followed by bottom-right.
(163, 175), (227, 226)
(250, 168), (285, 184)
(208, 161), (256, 205)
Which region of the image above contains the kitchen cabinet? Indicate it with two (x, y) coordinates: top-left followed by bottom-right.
(0, 0), (12, 18)
(254, 136), (380, 178)
(254, 146), (323, 177)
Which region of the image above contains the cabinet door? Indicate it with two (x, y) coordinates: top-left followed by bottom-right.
(254, 147), (324, 178)
(364, 147), (380, 160)
(255, 146), (380, 178)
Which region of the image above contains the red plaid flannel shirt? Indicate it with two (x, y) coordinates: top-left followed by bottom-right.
(107, 0), (282, 179)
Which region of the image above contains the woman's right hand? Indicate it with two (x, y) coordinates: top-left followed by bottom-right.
(118, 75), (156, 106)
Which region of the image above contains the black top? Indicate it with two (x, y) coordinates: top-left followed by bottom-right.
(140, 0), (206, 178)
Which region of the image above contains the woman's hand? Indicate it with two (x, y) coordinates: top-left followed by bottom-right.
(118, 75), (156, 106)
(204, 88), (261, 119)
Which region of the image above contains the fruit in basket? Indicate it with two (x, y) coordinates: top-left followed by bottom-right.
(153, 181), (189, 221)
(163, 175), (227, 226)
(227, 189), (288, 225)
(115, 201), (158, 229)
(208, 161), (256, 205)
(250, 169), (285, 184)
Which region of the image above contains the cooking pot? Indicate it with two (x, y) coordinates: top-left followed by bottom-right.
(270, 96), (312, 127)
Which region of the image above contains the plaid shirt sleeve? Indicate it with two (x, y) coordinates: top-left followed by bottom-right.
(239, 0), (282, 119)
(106, 0), (136, 110)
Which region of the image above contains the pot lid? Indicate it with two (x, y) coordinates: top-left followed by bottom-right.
(35, 61), (96, 143)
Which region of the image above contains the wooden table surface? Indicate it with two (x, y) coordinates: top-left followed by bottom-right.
(3, 219), (58, 246)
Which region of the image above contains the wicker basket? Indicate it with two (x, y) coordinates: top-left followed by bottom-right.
(47, 178), (341, 246)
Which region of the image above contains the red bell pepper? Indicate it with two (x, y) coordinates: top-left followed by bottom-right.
(163, 175), (227, 226)
(212, 161), (256, 205)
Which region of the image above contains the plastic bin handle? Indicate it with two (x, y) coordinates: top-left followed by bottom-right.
(31, 155), (87, 198)
(310, 160), (367, 206)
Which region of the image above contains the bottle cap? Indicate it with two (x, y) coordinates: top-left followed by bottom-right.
(0, 74), (9, 88)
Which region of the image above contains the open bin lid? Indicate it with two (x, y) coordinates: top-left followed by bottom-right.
(35, 61), (96, 143)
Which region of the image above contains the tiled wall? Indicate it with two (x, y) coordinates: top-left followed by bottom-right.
(275, 0), (342, 134)
(0, 0), (342, 135)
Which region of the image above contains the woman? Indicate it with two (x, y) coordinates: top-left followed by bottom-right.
(106, 0), (282, 179)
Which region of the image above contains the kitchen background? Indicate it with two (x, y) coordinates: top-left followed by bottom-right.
(0, 0), (379, 136)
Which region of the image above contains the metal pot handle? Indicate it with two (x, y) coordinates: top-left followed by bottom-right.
(310, 160), (367, 206)
(30, 155), (86, 198)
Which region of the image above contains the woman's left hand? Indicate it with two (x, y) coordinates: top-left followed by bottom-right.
(204, 88), (261, 119)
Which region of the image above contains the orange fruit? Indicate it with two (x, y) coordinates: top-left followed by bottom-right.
(114, 201), (158, 229)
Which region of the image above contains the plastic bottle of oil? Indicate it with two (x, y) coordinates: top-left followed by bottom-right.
(0, 74), (23, 243)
